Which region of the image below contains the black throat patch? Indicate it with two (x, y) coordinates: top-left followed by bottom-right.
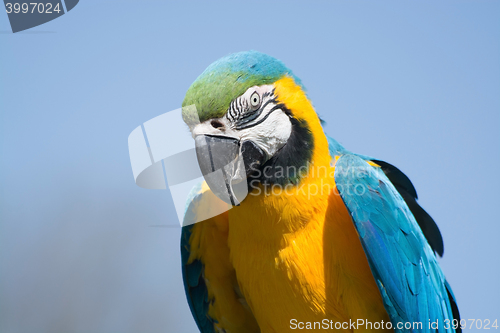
(248, 104), (314, 187)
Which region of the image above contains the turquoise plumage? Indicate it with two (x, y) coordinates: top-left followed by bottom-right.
(333, 145), (459, 332)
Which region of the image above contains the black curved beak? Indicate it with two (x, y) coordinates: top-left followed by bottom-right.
(194, 135), (266, 206)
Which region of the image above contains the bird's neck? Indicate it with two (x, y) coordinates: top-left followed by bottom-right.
(230, 76), (333, 239)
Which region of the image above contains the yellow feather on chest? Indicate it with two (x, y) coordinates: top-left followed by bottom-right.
(227, 172), (390, 332)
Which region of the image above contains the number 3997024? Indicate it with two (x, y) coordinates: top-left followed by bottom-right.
(5, 3), (62, 14)
(444, 319), (498, 330)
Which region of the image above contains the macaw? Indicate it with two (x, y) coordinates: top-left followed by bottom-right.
(180, 51), (460, 333)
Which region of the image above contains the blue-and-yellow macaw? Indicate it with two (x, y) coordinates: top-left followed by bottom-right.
(180, 51), (460, 333)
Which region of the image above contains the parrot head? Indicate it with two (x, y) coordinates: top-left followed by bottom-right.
(182, 51), (327, 206)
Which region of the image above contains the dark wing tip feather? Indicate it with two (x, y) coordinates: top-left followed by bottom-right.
(445, 279), (462, 333)
(400, 191), (444, 257)
(372, 159), (445, 257)
(372, 160), (418, 199)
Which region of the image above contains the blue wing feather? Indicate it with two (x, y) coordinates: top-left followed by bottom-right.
(181, 182), (216, 333)
(333, 152), (459, 333)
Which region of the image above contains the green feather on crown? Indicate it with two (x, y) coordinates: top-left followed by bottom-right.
(182, 51), (303, 126)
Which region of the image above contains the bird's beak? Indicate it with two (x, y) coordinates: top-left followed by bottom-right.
(194, 135), (266, 206)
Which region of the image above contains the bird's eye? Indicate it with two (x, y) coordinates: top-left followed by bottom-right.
(250, 92), (261, 108)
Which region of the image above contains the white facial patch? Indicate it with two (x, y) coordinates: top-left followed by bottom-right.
(237, 107), (291, 160)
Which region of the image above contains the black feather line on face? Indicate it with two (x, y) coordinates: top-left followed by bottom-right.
(236, 98), (275, 128)
(236, 101), (281, 130)
(248, 106), (314, 187)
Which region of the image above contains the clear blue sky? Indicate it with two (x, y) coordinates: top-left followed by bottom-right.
(1, 1), (499, 332)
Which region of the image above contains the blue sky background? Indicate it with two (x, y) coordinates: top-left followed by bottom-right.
(1, 1), (499, 332)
